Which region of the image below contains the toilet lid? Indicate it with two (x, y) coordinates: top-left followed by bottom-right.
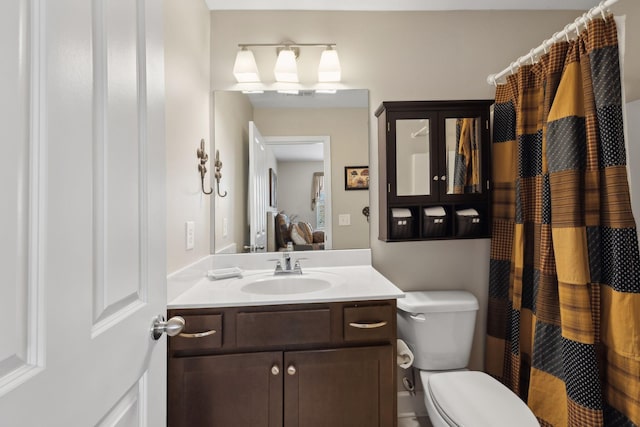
(427, 371), (539, 427)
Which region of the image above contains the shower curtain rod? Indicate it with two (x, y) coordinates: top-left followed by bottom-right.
(486, 0), (620, 86)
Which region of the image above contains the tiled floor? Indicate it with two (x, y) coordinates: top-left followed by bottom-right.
(397, 416), (432, 427)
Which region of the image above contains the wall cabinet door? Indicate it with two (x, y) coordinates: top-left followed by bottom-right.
(168, 352), (283, 427)
(284, 346), (394, 427)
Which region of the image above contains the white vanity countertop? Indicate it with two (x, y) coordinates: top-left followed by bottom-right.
(167, 264), (405, 309)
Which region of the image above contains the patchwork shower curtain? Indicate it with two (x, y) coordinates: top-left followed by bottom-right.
(486, 16), (640, 427)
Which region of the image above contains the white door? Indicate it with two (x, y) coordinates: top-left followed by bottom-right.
(0, 0), (167, 426)
(248, 122), (267, 252)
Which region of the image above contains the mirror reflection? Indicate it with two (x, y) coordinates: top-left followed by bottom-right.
(212, 89), (370, 254)
(446, 117), (482, 195)
(396, 119), (430, 196)
(395, 116), (483, 197)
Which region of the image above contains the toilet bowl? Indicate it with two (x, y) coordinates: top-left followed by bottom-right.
(397, 291), (539, 427)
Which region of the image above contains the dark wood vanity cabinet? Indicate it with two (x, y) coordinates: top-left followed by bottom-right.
(376, 100), (493, 241)
(167, 300), (397, 427)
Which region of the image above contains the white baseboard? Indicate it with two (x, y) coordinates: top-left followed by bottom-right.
(397, 391), (428, 418)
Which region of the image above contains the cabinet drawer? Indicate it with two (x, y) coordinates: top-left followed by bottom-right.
(170, 314), (222, 351)
(237, 309), (330, 348)
(343, 304), (394, 342)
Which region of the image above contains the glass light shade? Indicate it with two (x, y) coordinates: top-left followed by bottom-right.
(274, 49), (299, 83)
(318, 48), (341, 82)
(233, 49), (260, 83)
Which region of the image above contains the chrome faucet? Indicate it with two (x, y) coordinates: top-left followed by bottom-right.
(273, 252), (303, 275)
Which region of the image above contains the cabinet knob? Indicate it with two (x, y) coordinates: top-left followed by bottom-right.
(441, 175), (446, 181)
(271, 365), (280, 376)
(287, 365), (297, 376)
(433, 176), (439, 181)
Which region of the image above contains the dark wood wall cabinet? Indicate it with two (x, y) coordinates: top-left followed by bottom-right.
(376, 100), (494, 241)
(167, 300), (397, 427)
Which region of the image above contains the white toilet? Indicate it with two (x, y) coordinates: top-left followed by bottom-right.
(397, 291), (539, 427)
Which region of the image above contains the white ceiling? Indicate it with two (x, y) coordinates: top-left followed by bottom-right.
(270, 143), (324, 162)
(205, 0), (599, 11)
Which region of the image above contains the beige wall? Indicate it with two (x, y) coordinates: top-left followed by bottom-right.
(276, 161), (324, 228)
(255, 108), (370, 250)
(164, 0), (211, 273)
(212, 92), (253, 253)
(209, 7), (640, 370)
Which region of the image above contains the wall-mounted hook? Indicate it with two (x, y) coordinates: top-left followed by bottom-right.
(362, 206), (370, 222)
(197, 139), (213, 195)
(214, 150), (227, 198)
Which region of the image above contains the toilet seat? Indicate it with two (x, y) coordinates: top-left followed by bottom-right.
(423, 371), (539, 427)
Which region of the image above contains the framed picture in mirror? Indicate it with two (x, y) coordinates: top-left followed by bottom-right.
(345, 166), (369, 190)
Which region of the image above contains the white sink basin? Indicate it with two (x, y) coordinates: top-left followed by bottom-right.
(240, 272), (343, 295)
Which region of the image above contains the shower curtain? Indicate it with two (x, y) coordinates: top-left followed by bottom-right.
(486, 16), (640, 427)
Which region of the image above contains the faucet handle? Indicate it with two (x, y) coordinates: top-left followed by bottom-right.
(293, 258), (307, 273)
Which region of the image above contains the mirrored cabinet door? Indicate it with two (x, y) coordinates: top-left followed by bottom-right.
(444, 116), (483, 195)
(396, 118), (431, 196)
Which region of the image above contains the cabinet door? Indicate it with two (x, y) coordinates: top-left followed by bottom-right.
(169, 352), (283, 427)
(438, 109), (490, 202)
(388, 111), (439, 204)
(284, 346), (394, 427)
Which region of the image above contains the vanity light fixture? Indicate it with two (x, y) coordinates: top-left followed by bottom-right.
(232, 47), (260, 83)
(274, 46), (299, 82)
(232, 42), (341, 84)
(318, 45), (341, 82)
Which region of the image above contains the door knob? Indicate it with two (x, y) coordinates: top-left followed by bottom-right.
(151, 315), (185, 340)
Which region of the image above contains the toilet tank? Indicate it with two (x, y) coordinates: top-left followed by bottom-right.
(397, 291), (479, 370)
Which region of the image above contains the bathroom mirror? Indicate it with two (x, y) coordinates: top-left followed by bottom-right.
(212, 89), (370, 254)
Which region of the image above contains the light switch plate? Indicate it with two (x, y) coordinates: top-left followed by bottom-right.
(185, 221), (195, 250)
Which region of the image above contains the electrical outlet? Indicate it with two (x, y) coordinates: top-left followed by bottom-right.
(185, 221), (195, 250)
(338, 214), (351, 226)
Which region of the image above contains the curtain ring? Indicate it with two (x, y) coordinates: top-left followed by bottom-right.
(542, 40), (548, 54)
(599, 1), (608, 20)
(529, 49), (536, 65)
(574, 17), (582, 36)
(510, 61), (518, 75)
(564, 24), (572, 42)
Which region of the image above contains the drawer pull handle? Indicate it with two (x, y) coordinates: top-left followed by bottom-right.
(349, 321), (388, 329)
(178, 329), (217, 338)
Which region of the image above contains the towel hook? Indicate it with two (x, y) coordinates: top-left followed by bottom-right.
(197, 138), (213, 195)
(214, 149), (227, 197)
